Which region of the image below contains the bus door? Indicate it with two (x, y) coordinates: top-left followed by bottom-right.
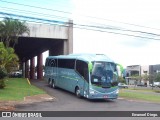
(75, 60), (89, 97)
(50, 59), (57, 85)
(83, 67), (89, 97)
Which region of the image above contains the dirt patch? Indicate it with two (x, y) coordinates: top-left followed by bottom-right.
(0, 94), (55, 111)
(0, 106), (15, 111)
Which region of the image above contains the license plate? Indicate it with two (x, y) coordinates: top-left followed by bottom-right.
(103, 95), (108, 98)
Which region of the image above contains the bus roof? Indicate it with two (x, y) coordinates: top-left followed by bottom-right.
(47, 54), (115, 63)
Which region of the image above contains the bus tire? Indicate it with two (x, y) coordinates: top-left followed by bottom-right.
(52, 80), (56, 89)
(75, 87), (81, 98)
(48, 79), (52, 87)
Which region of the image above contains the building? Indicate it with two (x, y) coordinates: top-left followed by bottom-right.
(125, 64), (160, 85)
(149, 64), (160, 75)
(126, 65), (141, 76)
(141, 65), (149, 75)
(125, 65), (141, 85)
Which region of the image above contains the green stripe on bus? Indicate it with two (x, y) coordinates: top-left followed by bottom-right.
(61, 76), (78, 80)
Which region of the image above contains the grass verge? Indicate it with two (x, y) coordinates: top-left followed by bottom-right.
(127, 87), (160, 93)
(0, 78), (45, 101)
(119, 89), (160, 103)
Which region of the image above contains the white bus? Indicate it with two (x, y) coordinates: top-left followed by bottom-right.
(44, 54), (119, 99)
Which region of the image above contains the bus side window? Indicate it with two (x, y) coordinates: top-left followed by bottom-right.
(50, 59), (57, 67)
(76, 60), (89, 82)
(47, 58), (51, 66)
(58, 59), (75, 69)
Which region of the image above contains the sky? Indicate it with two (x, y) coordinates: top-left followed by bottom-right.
(71, 0), (160, 67)
(1, 0), (160, 67)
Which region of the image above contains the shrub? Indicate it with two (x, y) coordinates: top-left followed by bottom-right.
(0, 79), (5, 89)
(118, 76), (126, 83)
(0, 68), (7, 89)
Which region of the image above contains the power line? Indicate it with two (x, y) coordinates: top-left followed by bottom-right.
(0, 12), (68, 25)
(24, 0), (73, 9)
(1, 0), (160, 31)
(0, 16), (69, 28)
(1, 6), (160, 38)
(0, 6), (69, 21)
(0, 0), (71, 14)
(74, 26), (160, 41)
(1, 12), (160, 41)
(73, 23), (160, 37)
(1, 11), (160, 41)
(79, 16), (160, 31)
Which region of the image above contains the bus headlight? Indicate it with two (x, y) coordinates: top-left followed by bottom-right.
(90, 90), (95, 94)
(89, 89), (97, 94)
(116, 89), (119, 94)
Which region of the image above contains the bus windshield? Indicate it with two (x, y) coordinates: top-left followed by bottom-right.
(91, 62), (118, 88)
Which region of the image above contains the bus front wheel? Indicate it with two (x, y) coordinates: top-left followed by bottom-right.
(48, 79), (52, 87)
(52, 80), (56, 89)
(75, 87), (81, 98)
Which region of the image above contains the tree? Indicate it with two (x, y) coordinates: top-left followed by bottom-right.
(154, 73), (160, 82)
(0, 67), (7, 89)
(149, 74), (154, 83)
(0, 42), (19, 72)
(0, 18), (29, 47)
(141, 74), (149, 81)
(0, 42), (19, 89)
(148, 74), (156, 90)
(118, 76), (126, 83)
(131, 74), (142, 81)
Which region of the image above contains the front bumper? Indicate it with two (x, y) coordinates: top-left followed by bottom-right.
(87, 89), (119, 99)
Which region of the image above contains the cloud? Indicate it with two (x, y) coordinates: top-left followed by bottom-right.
(72, 0), (160, 67)
(118, 38), (151, 48)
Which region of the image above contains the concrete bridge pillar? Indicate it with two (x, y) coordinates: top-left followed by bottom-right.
(49, 20), (73, 56)
(37, 53), (43, 80)
(68, 20), (73, 54)
(30, 57), (35, 79)
(63, 20), (73, 55)
(22, 62), (25, 78)
(25, 60), (29, 78)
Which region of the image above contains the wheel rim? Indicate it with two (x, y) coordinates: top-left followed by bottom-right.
(49, 80), (52, 86)
(76, 88), (80, 96)
(52, 81), (55, 88)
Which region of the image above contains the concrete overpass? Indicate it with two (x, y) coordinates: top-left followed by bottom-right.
(14, 20), (73, 80)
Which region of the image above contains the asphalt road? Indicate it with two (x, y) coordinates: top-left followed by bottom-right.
(16, 80), (160, 112)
